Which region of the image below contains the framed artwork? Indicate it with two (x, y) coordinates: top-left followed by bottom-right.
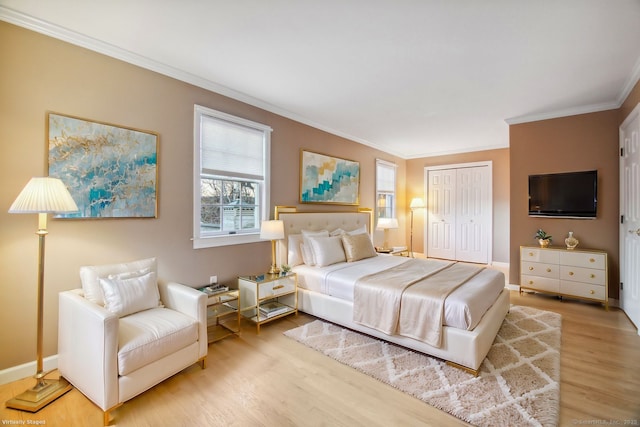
(300, 150), (360, 205)
(47, 112), (158, 218)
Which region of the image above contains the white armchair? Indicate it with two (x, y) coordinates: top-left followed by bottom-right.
(57, 258), (207, 425)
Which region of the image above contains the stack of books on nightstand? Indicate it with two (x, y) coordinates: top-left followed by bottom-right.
(259, 302), (289, 318)
(198, 284), (229, 295)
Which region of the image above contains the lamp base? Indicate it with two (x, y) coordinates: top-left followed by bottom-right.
(5, 377), (72, 412)
(268, 264), (280, 274)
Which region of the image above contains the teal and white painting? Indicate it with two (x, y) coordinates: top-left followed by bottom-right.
(48, 113), (158, 218)
(300, 150), (360, 205)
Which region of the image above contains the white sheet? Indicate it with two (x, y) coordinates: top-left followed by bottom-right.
(293, 255), (505, 330)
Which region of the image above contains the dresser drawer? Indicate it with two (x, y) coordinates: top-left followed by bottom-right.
(560, 265), (606, 286)
(521, 275), (560, 293)
(521, 261), (559, 279)
(521, 247), (560, 264)
(560, 280), (605, 301)
(559, 251), (606, 269)
(257, 276), (296, 299)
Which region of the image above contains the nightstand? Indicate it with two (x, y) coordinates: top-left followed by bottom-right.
(200, 287), (241, 343)
(238, 273), (297, 333)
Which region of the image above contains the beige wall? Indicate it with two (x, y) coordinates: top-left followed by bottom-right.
(509, 110), (620, 297)
(0, 22), (405, 369)
(406, 148), (511, 264)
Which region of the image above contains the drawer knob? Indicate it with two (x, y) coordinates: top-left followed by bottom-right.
(272, 284), (284, 290)
(589, 258), (595, 263)
(590, 274), (595, 279)
(590, 290), (595, 295)
(529, 266), (534, 271)
(546, 268), (551, 273)
(569, 271), (574, 276)
(529, 280), (534, 285)
(529, 252), (534, 256)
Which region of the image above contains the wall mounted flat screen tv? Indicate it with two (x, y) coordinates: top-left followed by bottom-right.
(528, 170), (597, 218)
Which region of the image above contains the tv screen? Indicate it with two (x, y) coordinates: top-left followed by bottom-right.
(528, 170), (597, 218)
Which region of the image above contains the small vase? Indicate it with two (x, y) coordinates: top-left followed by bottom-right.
(538, 239), (550, 248)
(565, 232), (579, 250)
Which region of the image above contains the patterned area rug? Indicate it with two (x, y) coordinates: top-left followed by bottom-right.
(284, 305), (560, 427)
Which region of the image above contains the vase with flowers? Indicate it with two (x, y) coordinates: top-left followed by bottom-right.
(534, 229), (552, 248)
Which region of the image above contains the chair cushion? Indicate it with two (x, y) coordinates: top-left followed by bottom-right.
(80, 258), (157, 305)
(118, 307), (199, 376)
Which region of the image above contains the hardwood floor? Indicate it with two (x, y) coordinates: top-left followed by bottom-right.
(1, 290), (639, 426)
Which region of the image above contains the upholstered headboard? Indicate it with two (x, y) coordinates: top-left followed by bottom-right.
(275, 208), (372, 266)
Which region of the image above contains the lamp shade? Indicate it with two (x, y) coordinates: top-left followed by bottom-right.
(376, 217), (399, 230)
(9, 177), (78, 214)
(259, 220), (284, 240)
(410, 197), (425, 209)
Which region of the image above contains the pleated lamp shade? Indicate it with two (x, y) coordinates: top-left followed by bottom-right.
(9, 177), (78, 214)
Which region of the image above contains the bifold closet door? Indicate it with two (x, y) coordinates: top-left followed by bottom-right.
(427, 166), (490, 264)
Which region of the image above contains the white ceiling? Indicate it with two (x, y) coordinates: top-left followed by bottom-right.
(2, 1), (640, 159)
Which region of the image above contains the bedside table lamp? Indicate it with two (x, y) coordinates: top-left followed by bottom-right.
(7, 177), (78, 412)
(409, 197), (425, 258)
(376, 217), (398, 250)
(260, 220), (284, 274)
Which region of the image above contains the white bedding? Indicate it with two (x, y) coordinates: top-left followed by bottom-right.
(293, 255), (504, 330)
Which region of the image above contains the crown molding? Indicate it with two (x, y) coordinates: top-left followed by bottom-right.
(504, 101), (619, 125)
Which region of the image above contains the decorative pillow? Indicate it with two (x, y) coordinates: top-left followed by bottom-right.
(80, 257), (157, 305)
(287, 234), (305, 267)
(307, 235), (346, 267)
(341, 233), (378, 262)
(99, 271), (161, 317)
(300, 243), (315, 266)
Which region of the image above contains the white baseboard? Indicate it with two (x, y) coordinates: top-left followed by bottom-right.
(0, 355), (58, 386)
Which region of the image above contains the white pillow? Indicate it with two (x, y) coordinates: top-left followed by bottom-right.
(329, 228), (345, 236)
(307, 235), (346, 267)
(287, 234), (304, 267)
(347, 226), (368, 236)
(80, 257), (157, 305)
(100, 271), (160, 317)
(301, 230), (329, 265)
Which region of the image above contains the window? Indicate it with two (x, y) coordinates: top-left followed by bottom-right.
(376, 159), (396, 221)
(194, 105), (272, 248)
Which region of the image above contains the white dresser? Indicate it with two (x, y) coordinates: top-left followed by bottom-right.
(520, 245), (608, 309)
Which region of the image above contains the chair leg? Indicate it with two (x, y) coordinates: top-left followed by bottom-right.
(198, 356), (207, 369)
(104, 403), (122, 426)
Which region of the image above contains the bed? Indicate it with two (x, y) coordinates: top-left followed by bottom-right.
(276, 208), (510, 375)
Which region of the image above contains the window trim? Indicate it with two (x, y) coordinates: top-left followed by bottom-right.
(193, 105), (272, 248)
(375, 158), (397, 224)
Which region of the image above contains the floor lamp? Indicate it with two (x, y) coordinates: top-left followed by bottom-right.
(6, 177), (78, 412)
(409, 197), (425, 258)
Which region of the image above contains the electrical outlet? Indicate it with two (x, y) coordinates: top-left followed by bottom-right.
(209, 275), (217, 284)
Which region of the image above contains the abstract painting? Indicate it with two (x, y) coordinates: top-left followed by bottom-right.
(48, 113), (158, 218)
(300, 150), (360, 205)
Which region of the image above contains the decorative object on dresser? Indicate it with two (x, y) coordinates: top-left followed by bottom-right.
(6, 177), (78, 412)
(285, 305), (561, 427)
(376, 217), (398, 250)
(520, 245), (608, 309)
(259, 220), (285, 274)
(565, 231), (579, 250)
(238, 273), (297, 333)
(534, 228), (552, 248)
(409, 197), (425, 257)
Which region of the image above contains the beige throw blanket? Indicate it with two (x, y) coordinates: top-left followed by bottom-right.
(353, 259), (485, 348)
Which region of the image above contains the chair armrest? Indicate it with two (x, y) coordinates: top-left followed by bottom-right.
(58, 289), (119, 411)
(159, 282), (207, 358)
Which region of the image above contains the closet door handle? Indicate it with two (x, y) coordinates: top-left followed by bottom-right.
(629, 228), (640, 236)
